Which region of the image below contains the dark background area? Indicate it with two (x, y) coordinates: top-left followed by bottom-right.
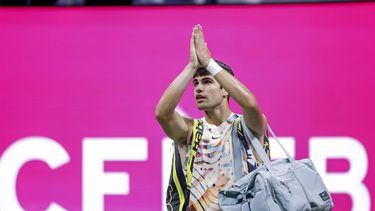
(0, 0), (371, 6)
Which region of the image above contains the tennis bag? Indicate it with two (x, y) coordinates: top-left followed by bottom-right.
(219, 118), (334, 211)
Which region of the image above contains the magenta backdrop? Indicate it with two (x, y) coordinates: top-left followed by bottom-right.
(0, 3), (374, 211)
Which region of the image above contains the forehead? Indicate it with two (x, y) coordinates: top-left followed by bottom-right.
(193, 75), (215, 81)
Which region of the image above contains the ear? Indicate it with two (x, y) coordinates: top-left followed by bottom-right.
(222, 88), (229, 98)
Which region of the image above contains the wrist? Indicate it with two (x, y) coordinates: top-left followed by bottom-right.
(202, 58), (211, 68)
(187, 63), (199, 70)
(206, 58), (222, 76)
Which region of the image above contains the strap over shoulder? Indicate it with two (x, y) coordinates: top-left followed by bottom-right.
(235, 117), (271, 164)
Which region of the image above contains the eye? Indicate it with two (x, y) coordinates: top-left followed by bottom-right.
(203, 79), (212, 84)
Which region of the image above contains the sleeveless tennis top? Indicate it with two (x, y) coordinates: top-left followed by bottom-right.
(184, 113), (257, 211)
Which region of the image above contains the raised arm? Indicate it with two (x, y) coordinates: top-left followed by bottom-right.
(193, 24), (267, 139)
(155, 31), (198, 144)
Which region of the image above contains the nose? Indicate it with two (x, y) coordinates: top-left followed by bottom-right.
(195, 83), (203, 93)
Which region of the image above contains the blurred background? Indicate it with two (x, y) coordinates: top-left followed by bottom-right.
(0, 0), (374, 211)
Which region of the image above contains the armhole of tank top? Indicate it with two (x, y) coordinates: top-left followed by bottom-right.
(186, 119), (195, 146)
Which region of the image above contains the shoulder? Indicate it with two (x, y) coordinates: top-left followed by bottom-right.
(184, 117), (203, 145)
(236, 113), (268, 132)
(231, 113), (242, 124)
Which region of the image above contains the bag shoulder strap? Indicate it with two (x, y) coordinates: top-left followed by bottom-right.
(240, 118), (274, 171)
(235, 117), (271, 166)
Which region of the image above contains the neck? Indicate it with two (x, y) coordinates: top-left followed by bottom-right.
(204, 102), (232, 126)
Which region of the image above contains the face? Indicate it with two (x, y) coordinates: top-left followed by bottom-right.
(193, 75), (228, 111)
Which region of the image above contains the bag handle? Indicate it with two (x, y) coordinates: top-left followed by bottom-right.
(240, 118), (296, 172)
(267, 125), (296, 164)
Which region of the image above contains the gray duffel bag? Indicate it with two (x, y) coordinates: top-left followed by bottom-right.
(219, 118), (334, 211)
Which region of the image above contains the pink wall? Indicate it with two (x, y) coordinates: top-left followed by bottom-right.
(0, 3), (374, 210)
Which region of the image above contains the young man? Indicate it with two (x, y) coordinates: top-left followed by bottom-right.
(155, 25), (269, 211)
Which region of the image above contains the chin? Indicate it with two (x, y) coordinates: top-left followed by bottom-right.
(196, 104), (214, 111)
(196, 103), (208, 110)
(197, 106), (206, 111)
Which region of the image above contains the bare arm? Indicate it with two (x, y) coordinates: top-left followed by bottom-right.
(155, 31), (198, 144)
(214, 70), (267, 139)
(194, 24), (267, 139)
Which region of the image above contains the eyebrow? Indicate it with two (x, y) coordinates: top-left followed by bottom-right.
(194, 76), (212, 81)
(193, 76), (213, 84)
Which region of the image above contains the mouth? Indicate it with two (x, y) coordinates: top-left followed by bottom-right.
(195, 94), (206, 100)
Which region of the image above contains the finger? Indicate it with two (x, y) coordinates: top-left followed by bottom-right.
(199, 26), (206, 43)
(195, 29), (200, 43)
(190, 32), (195, 48)
(197, 24), (202, 34)
(193, 25), (198, 35)
(195, 26), (203, 44)
(196, 26), (203, 43)
(197, 24), (202, 37)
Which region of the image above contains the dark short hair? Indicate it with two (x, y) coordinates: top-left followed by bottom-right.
(193, 60), (234, 78)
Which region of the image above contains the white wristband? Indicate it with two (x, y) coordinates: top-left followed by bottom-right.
(206, 59), (222, 76)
